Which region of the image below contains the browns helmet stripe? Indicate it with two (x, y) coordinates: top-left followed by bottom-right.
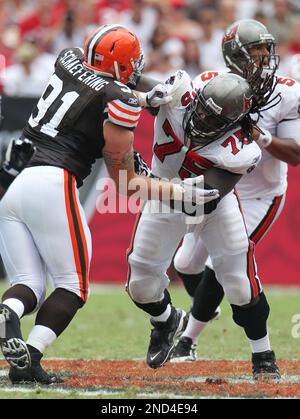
(87, 24), (124, 67)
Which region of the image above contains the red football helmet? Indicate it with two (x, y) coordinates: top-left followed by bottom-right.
(83, 24), (144, 85)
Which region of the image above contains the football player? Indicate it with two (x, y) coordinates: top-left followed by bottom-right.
(172, 20), (300, 380)
(0, 25), (218, 384)
(127, 69), (280, 380)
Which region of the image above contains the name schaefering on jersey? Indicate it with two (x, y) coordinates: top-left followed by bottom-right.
(59, 49), (109, 92)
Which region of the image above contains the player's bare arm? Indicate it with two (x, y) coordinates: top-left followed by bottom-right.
(103, 121), (170, 201)
(253, 126), (300, 167)
(103, 121), (219, 204)
(203, 168), (242, 199)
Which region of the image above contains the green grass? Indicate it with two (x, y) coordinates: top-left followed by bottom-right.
(0, 284), (299, 399)
(7, 284), (300, 361)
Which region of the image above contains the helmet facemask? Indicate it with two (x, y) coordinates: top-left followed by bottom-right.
(127, 52), (144, 87)
(243, 52), (281, 114)
(236, 39), (280, 112)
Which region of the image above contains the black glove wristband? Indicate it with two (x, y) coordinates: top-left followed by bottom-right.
(0, 168), (16, 190)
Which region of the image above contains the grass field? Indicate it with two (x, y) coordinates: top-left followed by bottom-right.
(0, 284), (299, 399)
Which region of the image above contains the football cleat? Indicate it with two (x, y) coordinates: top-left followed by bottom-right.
(147, 307), (187, 369)
(9, 345), (64, 385)
(0, 304), (31, 370)
(171, 336), (197, 363)
(252, 350), (281, 382)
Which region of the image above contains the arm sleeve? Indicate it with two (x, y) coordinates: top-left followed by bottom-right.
(277, 114), (300, 143)
(105, 82), (142, 130)
(106, 99), (142, 129)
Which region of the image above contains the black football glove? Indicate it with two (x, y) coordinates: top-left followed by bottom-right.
(134, 151), (152, 177)
(3, 138), (36, 177)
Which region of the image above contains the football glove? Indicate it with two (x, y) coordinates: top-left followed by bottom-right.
(3, 138), (36, 177)
(134, 151), (152, 177)
(137, 84), (173, 108)
(172, 175), (220, 205)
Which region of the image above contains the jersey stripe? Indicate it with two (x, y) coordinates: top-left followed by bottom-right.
(64, 170), (89, 303)
(110, 100), (141, 116)
(250, 195), (284, 244)
(247, 240), (259, 300)
(108, 107), (140, 123)
(111, 99), (142, 114)
(191, 154), (214, 169)
(233, 188), (261, 301)
(108, 105), (141, 123)
(108, 110), (139, 128)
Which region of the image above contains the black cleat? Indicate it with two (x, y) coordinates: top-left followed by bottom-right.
(9, 346), (64, 385)
(252, 350), (281, 382)
(147, 307), (186, 369)
(0, 304), (30, 370)
(171, 337), (197, 363)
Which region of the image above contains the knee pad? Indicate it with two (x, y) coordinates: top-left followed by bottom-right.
(214, 253), (257, 306)
(128, 257), (169, 304)
(231, 292), (270, 340)
(173, 235), (208, 275)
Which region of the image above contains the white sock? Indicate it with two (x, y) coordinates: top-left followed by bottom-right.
(249, 334), (271, 354)
(27, 325), (57, 354)
(181, 313), (208, 344)
(151, 304), (171, 323)
(3, 298), (25, 319)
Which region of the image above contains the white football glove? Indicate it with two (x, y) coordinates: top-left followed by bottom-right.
(137, 84), (173, 108)
(172, 175), (219, 205)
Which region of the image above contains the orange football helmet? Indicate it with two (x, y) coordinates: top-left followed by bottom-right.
(83, 24), (144, 86)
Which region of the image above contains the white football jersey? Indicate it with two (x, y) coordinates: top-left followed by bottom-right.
(151, 70), (261, 181)
(194, 71), (300, 199)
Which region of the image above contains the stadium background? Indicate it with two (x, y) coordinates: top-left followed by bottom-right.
(0, 0), (300, 286)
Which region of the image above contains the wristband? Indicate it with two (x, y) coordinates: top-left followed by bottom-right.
(256, 129), (273, 148)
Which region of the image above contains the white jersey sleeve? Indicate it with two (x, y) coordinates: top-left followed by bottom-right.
(164, 70), (195, 108)
(273, 77), (300, 141)
(237, 76), (300, 199)
(258, 76), (300, 137)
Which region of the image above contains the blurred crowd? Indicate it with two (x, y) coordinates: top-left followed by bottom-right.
(1, 0), (300, 97)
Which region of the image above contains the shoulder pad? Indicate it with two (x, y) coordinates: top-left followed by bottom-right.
(274, 76), (300, 121)
(193, 70), (221, 89)
(105, 80), (135, 102)
(164, 70), (194, 108)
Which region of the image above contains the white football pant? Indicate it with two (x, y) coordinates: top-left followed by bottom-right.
(0, 166), (91, 309)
